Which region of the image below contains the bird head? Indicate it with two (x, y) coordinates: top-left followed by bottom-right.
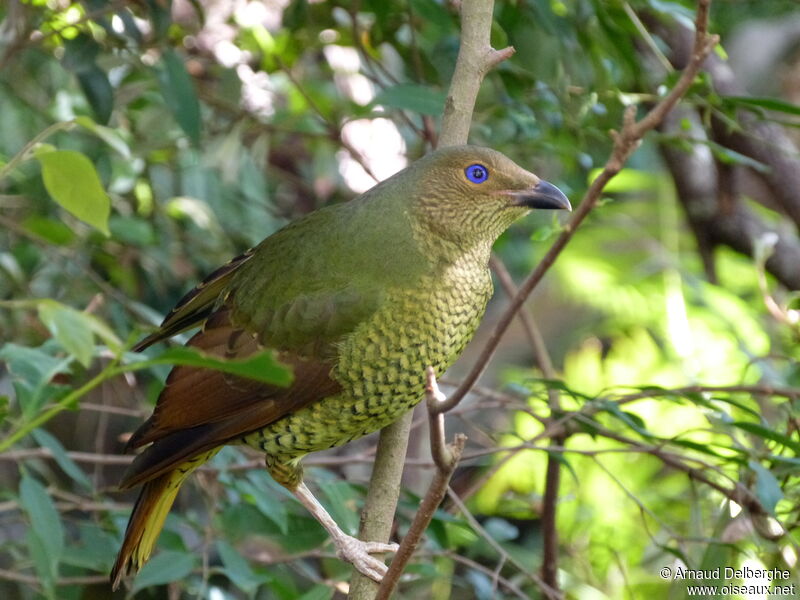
(407, 145), (570, 249)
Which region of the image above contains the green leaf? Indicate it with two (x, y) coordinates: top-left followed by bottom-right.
(143, 346), (293, 386)
(731, 421), (800, 454)
(241, 471), (289, 533)
(523, 378), (594, 401)
(0, 343), (72, 417)
(19, 474), (64, 578)
(373, 84), (446, 115)
(319, 480), (360, 536)
(0, 343), (64, 390)
(61, 523), (119, 571)
(155, 49), (202, 144)
(587, 168), (666, 192)
(75, 116), (131, 158)
(32, 429), (92, 490)
(703, 140), (770, 173)
(217, 540), (268, 592)
(297, 584), (335, 600)
(482, 517), (519, 542)
(22, 216), (76, 245)
(546, 448), (579, 483)
(108, 215), (157, 246)
(466, 570), (495, 600)
(27, 529), (56, 599)
(77, 65), (114, 124)
(724, 95), (800, 117)
(131, 550), (195, 592)
(749, 461), (782, 514)
(37, 150), (111, 235)
(37, 300), (96, 368)
(599, 401), (654, 438)
(668, 437), (746, 464)
(61, 34), (100, 73)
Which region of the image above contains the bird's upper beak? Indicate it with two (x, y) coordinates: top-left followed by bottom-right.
(509, 180), (571, 211)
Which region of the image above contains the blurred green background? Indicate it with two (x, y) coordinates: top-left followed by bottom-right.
(1, 0), (800, 598)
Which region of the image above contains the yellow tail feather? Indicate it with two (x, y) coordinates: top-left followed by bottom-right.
(111, 469), (184, 590)
(112, 449), (220, 589)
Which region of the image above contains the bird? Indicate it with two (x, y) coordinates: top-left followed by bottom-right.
(110, 145), (570, 589)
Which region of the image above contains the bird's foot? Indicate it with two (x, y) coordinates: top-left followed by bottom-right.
(333, 534), (399, 582)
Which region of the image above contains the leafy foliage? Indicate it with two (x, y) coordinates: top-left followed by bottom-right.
(1, 1), (800, 599)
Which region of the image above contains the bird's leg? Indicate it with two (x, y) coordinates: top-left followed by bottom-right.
(292, 481), (399, 581)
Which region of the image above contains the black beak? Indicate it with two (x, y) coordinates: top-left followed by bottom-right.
(511, 180), (571, 211)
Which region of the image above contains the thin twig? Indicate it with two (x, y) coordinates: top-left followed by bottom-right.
(447, 488), (561, 600)
(445, 552), (530, 599)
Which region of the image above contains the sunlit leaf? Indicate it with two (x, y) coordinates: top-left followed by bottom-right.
(587, 168), (666, 192)
(37, 150), (111, 235)
(732, 421), (800, 454)
(598, 401), (654, 438)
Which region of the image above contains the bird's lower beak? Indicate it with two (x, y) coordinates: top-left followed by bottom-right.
(510, 180), (571, 211)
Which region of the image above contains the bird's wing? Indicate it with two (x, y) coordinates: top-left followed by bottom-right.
(120, 307), (346, 489)
(133, 249), (254, 351)
(121, 277), (385, 489)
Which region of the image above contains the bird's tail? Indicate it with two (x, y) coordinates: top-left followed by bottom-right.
(110, 468), (189, 590)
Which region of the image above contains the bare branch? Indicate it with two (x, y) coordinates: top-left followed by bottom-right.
(438, 0), (514, 148)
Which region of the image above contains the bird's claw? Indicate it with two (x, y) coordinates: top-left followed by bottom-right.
(333, 534), (399, 582)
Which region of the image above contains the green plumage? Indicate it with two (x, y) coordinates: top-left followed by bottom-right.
(111, 145), (570, 587)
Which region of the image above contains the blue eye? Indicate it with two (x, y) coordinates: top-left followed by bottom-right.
(465, 163), (489, 184)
